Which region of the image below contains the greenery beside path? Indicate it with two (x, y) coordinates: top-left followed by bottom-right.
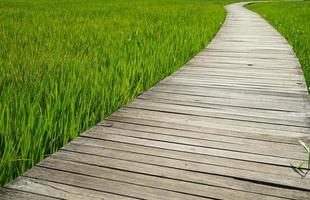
(248, 1), (310, 91)
(0, 0), (229, 186)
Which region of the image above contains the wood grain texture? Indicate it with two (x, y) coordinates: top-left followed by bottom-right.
(1, 2), (310, 199)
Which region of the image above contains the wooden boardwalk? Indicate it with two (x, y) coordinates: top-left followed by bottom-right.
(1, 2), (310, 199)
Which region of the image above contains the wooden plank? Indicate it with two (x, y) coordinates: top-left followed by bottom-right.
(82, 130), (304, 166)
(143, 89), (310, 111)
(148, 86), (309, 106)
(111, 108), (310, 137)
(84, 126), (307, 160)
(105, 116), (309, 145)
(150, 84), (308, 102)
(200, 51), (296, 60)
(174, 73), (304, 83)
(169, 74), (304, 85)
(5, 177), (135, 200)
(46, 151), (308, 199)
(165, 75), (305, 88)
(159, 81), (307, 94)
(157, 82), (308, 98)
(37, 157), (287, 200)
(183, 63), (303, 74)
(100, 120), (303, 151)
(71, 137), (300, 177)
(0, 188), (59, 200)
(136, 96), (308, 123)
(23, 166), (206, 200)
(128, 99), (310, 127)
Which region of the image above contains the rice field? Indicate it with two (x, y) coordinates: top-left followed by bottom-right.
(248, 1), (310, 91)
(0, 0), (229, 186)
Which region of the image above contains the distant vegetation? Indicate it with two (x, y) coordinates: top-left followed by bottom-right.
(0, 0), (228, 186)
(248, 1), (310, 91)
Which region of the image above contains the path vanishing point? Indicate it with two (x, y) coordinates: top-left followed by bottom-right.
(1, 2), (310, 200)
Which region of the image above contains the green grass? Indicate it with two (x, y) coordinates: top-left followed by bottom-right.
(0, 0), (231, 186)
(248, 1), (310, 91)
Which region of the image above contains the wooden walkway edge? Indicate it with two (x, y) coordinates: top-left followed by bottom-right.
(1, 2), (310, 199)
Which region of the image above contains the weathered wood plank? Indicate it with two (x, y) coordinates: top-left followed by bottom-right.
(23, 167), (206, 200)
(84, 126), (307, 160)
(99, 120), (303, 150)
(112, 108), (310, 136)
(0, 188), (59, 200)
(71, 137), (300, 177)
(143, 89), (310, 111)
(81, 130), (304, 166)
(105, 116), (308, 145)
(57, 144), (310, 190)
(128, 99), (310, 127)
(5, 177), (135, 200)
(44, 152), (308, 199)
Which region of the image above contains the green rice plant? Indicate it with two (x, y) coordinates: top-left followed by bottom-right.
(0, 0), (232, 186)
(298, 140), (310, 170)
(248, 1), (310, 92)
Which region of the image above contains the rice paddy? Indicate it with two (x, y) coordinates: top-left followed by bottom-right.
(248, 1), (310, 91)
(0, 0), (229, 186)
(2, 0), (308, 188)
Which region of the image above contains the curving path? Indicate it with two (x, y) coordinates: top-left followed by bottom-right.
(1, 2), (310, 199)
